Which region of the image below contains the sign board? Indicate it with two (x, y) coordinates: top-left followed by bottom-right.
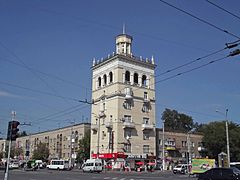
(191, 158), (215, 174)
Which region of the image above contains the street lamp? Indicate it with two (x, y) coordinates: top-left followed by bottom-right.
(216, 109), (230, 167)
(187, 128), (195, 169)
(162, 119), (165, 171)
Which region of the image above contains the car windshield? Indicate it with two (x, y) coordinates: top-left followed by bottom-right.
(175, 165), (182, 168)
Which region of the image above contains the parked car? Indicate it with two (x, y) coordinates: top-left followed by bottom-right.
(198, 167), (240, 180)
(173, 164), (189, 174)
(9, 162), (19, 169)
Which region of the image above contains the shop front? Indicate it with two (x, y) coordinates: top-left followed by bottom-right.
(91, 152), (127, 170)
(126, 154), (156, 171)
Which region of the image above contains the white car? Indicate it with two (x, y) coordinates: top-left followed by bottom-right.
(9, 162), (19, 169)
(173, 164), (189, 174)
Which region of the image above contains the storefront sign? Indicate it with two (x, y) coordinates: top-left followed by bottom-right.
(127, 154), (147, 159)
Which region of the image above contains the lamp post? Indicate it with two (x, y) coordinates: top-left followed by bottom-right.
(162, 119), (165, 171)
(216, 109), (230, 167)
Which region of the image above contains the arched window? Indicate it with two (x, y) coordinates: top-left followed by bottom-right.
(103, 74), (107, 85)
(134, 73), (138, 85)
(109, 72), (113, 83)
(142, 75), (147, 87)
(98, 77), (101, 87)
(125, 71), (130, 83)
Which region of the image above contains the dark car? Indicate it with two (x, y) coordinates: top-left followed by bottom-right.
(198, 167), (240, 180)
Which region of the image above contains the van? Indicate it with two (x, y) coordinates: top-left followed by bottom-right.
(47, 160), (71, 170)
(82, 159), (103, 173)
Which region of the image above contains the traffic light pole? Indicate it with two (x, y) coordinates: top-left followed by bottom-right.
(4, 139), (11, 180)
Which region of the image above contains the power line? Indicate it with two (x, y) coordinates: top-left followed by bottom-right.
(0, 56), (91, 91)
(206, 0), (240, 20)
(155, 55), (229, 84)
(159, 0), (240, 39)
(33, 104), (90, 125)
(155, 47), (226, 77)
(0, 81), (80, 102)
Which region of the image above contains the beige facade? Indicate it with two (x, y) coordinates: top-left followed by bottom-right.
(0, 139), (7, 157)
(156, 128), (203, 163)
(15, 123), (90, 160)
(90, 32), (156, 158)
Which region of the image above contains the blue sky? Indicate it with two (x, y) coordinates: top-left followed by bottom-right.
(0, 0), (239, 137)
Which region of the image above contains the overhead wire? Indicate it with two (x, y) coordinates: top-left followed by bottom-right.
(159, 0), (240, 39)
(0, 81), (80, 102)
(205, 0), (240, 20)
(0, 56), (91, 91)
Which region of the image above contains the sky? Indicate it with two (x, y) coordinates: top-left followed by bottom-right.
(0, 0), (239, 137)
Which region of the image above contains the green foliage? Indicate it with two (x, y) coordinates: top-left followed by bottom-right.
(161, 108), (195, 133)
(77, 130), (90, 163)
(13, 147), (23, 157)
(32, 142), (49, 161)
(17, 131), (28, 137)
(201, 121), (240, 161)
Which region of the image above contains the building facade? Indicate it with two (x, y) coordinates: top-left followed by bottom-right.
(16, 123), (90, 160)
(156, 128), (203, 167)
(90, 31), (156, 165)
(0, 139), (7, 158)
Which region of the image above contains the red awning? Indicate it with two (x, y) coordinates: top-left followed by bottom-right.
(92, 152), (126, 159)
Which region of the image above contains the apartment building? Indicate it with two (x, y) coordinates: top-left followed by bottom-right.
(90, 30), (156, 165)
(156, 128), (203, 165)
(16, 123), (90, 160)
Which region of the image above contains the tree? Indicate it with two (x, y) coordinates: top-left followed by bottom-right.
(161, 108), (195, 133)
(201, 121), (240, 161)
(17, 131), (28, 137)
(13, 147), (23, 158)
(76, 130), (90, 163)
(32, 142), (49, 161)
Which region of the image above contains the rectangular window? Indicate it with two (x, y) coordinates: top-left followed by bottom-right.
(143, 132), (150, 140)
(143, 145), (150, 154)
(143, 117), (149, 124)
(124, 129), (132, 139)
(144, 92), (148, 100)
(102, 131), (105, 140)
(124, 115), (131, 122)
(124, 144), (131, 153)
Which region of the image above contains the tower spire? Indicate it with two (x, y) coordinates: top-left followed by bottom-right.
(123, 23), (125, 34)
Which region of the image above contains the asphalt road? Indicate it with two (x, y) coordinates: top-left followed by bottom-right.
(0, 169), (197, 180)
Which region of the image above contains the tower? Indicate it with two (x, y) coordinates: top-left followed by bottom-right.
(90, 30), (156, 161)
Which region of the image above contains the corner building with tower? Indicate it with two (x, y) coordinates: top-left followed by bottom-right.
(90, 31), (156, 168)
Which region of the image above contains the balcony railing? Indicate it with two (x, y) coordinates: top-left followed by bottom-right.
(142, 123), (154, 130)
(123, 121), (135, 129)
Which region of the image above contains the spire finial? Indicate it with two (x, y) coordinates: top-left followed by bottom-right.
(123, 23), (125, 34)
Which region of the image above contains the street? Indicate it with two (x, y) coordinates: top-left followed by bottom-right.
(0, 169), (196, 180)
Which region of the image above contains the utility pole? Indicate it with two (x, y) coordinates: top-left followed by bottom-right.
(4, 111), (17, 180)
(162, 119), (165, 171)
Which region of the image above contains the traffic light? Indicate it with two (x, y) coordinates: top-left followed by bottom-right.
(7, 121), (20, 141)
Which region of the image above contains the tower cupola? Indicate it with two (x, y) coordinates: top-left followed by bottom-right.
(116, 25), (133, 55)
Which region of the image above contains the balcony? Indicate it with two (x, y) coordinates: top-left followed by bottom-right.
(142, 123), (154, 130)
(123, 121), (135, 129)
(105, 121), (113, 129)
(91, 124), (98, 131)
